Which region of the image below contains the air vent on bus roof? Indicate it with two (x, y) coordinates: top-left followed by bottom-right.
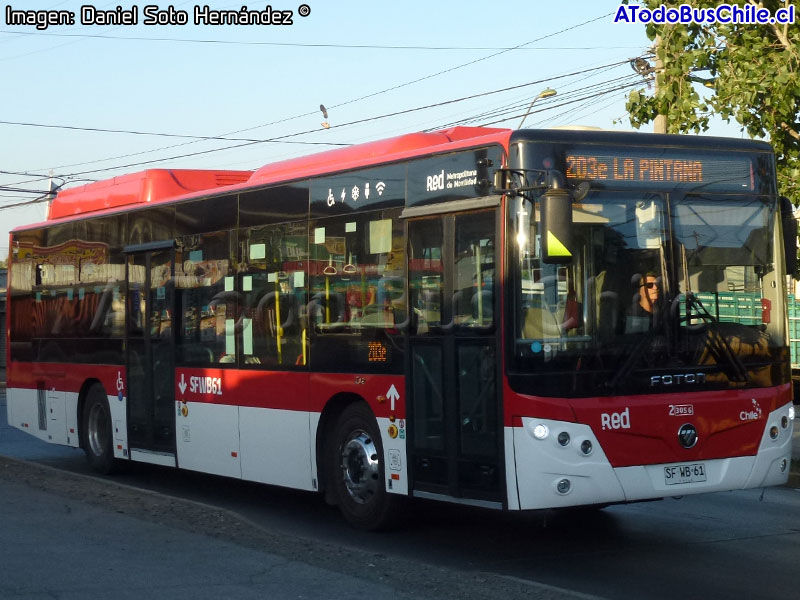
(215, 172), (252, 186)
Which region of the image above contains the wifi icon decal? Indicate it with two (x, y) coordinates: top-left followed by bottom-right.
(375, 181), (386, 196)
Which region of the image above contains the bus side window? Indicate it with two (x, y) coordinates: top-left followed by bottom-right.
(175, 231), (236, 365)
(241, 222), (308, 368)
(310, 210), (405, 371)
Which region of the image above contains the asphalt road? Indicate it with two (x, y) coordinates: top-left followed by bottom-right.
(2, 386), (800, 600)
(0, 467), (427, 600)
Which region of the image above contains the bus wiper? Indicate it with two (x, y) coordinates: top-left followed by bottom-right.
(606, 331), (656, 390)
(684, 293), (749, 383)
(606, 306), (671, 390)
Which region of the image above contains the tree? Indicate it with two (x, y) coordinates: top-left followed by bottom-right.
(625, 0), (800, 203)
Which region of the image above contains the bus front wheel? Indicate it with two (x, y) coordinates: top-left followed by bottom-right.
(328, 403), (398, 530)
(82, 384), (117, 475)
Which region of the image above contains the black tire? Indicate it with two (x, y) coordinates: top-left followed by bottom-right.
(327, 403), (400, 530)
(82, 384), (117, 475)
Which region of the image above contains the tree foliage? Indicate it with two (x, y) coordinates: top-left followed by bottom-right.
(626, 0), (800, 203)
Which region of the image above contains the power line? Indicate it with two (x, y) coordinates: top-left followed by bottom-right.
(0, 29), (641, 51)
(0, 120), (352, 145)
(1, 62), (634, 209)
(50, 59), (632, 178)
(22, 11), (617, 175)
(4, 59), (632, 189)
(477, 81), (644, 128)
(413, 61), (631, 134)
(0, 74), (639, 211)
(7, 61), (630, 152)
(283, 12), (618, 120)
(0, 186), (52, 194)
(3, 11), (625, 201)
(427, 72), (641, 130)
(0, 193), (51, 211)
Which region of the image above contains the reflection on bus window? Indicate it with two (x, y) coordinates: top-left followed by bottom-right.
(175, 231), (236, 365)
(309, 209), (405, 372)
(454, 212), (494, 329)
(510, 189), (784, 394)
(241, 222), (308, 368)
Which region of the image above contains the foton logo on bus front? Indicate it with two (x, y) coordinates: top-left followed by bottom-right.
(601, 408), (631, 430)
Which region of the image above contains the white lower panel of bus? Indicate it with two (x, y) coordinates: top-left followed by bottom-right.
(8, 387), (409, 498)
(6, 387), (80, 449)
(174, 404), (408, 495)
(512, 403), (793, 510)
(240, 406), (313, 490)
(176, 402), (314, 490)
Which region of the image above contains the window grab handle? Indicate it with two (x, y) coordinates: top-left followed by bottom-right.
(275, 276), (283, 364)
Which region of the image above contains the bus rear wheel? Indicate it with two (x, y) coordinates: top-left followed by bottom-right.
(82, 384), (117, 475)
(328, 403), (398, 530)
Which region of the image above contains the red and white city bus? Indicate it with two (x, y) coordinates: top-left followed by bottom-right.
(5, 127), (796, 529)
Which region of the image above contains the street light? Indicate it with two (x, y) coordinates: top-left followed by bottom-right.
(518, 87), (557, 129)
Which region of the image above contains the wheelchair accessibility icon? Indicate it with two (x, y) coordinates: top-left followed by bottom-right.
(116, 371), (124, 401)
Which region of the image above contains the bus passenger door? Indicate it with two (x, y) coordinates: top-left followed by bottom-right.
(407, 210), (502, 506)
(125, 245), (177, 461)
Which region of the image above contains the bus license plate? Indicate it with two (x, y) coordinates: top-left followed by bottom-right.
(664, 463), (707, 485)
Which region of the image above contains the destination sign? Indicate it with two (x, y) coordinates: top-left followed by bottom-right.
(565, 154), (704, 184)
(521, 143), (771, 193)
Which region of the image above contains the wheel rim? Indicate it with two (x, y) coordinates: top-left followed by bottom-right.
(340, 431), (380, 504)
(87, 402), (109, 457)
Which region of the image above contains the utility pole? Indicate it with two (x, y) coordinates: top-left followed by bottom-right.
(46, 170), (57, 219)
(653, 34), (668, 134)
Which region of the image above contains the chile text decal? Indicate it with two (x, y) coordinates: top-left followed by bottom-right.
(740, 399), (762, 422)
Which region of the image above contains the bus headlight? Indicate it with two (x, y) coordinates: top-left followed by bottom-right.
(532, 424), (550, 440)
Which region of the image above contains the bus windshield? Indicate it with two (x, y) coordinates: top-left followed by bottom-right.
(509, 188), (787, 396)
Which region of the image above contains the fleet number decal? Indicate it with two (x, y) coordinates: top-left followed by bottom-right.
(190, 376), (223, 395)
(178, 374), (223, 396)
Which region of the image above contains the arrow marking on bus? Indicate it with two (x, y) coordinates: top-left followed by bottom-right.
(386, 384), (400, 410)
(178, 374), (187, 395)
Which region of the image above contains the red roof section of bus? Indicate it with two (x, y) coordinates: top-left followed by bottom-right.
(41, 126), (511, 225)
(247, 126), (511, 186)
(47, 169), (252, 220)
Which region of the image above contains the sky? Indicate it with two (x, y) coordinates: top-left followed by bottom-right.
(0, 0), (749, 260)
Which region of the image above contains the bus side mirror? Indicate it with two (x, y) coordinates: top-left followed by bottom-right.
(780, 196), (797, 278)
(493, 168), (508, 191)
(540, 175), (573, 264)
